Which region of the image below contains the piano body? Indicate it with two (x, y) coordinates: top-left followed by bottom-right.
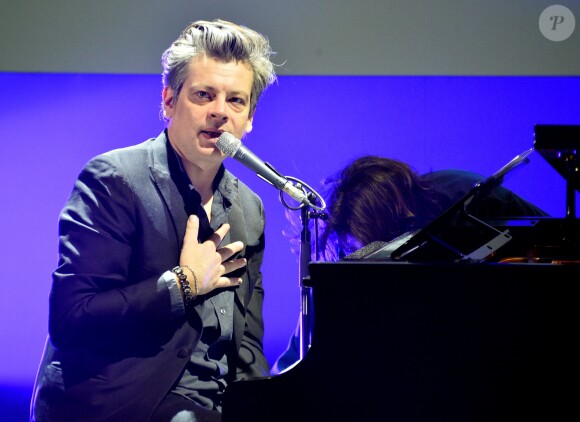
(222, 125), (580, 421)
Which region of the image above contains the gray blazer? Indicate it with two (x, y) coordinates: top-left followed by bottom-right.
(31, 131), (269, 421)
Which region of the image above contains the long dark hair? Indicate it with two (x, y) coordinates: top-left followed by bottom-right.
(295, 156), (440, 261)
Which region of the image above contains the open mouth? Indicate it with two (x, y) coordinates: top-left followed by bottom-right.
(202, 130), (222, 139)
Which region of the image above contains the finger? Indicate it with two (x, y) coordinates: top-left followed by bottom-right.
(182, 215), (200, 247)
(222, 257), (247, 275)
(205, 223), (230, 249)
(216, 275), (244, 289)
(217, 241), (244, 261)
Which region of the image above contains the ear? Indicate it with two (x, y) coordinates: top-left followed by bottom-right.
(245, 116), (253, 134)
(162, 87), (175, 119)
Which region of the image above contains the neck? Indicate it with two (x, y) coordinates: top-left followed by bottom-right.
(186, 166), (217, 204)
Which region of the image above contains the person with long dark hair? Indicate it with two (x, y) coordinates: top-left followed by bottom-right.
(273, 154), (548, 374)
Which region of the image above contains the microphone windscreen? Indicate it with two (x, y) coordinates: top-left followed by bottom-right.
(217, 132), (241, 157)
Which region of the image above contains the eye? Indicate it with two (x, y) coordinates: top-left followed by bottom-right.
(195, 91), (211, 100)
(229, 96), (246, 106)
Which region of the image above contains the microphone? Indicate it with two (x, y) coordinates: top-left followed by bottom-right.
(217, 132), (309, 205)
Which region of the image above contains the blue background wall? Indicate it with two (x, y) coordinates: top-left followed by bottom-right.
(1, 73), (579, 419)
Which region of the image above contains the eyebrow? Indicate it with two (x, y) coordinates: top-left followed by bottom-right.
(227, 89), (250, 100)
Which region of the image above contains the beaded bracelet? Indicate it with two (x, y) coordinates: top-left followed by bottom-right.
(172, 266), (197, 311)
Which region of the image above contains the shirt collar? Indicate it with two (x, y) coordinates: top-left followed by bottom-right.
(165, 136), (237, 209)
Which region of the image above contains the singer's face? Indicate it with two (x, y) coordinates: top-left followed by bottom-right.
(163, 55), (254, 171)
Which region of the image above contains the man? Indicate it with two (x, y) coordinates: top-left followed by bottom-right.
(31, 19), (277, 421)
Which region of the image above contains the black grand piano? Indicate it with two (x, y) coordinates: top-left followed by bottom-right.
(222, 125), (580, 421)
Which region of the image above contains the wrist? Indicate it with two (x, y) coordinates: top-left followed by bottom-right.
(172, 265), (198, 312)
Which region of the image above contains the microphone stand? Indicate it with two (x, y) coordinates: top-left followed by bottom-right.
(278, 177), (326, 360)
(299, 203), (313, 359)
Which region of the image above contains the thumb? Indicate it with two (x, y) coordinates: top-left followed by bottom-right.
(183, 214), (200, 248)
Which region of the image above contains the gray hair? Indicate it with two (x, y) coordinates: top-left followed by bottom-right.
(161, 19), (278, 122)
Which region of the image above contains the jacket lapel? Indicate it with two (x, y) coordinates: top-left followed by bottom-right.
(147, 131), (188, 249)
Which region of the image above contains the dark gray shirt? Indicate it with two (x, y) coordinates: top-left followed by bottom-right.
(162, 143), (236, 411)
(173, 182), (235, 411)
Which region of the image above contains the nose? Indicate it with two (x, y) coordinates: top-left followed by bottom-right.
(209, 98), (228, 123)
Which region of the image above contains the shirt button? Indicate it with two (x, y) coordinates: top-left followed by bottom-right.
(220, 308), (226, 315)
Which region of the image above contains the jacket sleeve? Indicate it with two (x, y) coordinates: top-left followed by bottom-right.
(49, 155), (179, 351)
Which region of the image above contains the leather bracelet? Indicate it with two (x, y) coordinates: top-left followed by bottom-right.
(183, 265), (199, 299)
(172, 266), (196, 311)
